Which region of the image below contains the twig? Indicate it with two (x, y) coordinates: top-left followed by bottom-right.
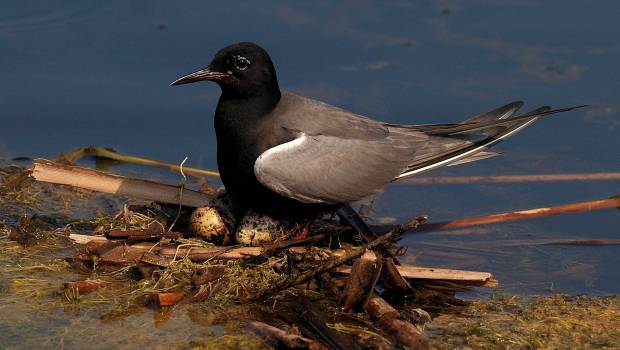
(69, 234), (107, 244)
(31, 159), (212, 207)
(261, 233), (330, 251)
(168, 156), (188, 231)
(544, 239), (620, 246)
(63, 279), (110, 294)
(246, 216), (426, 301)
(366, 294), (432, 350)
(415, 195), (620, 233)
(340, 251), (383, 311)
(70, 234), (264, 261)
(335, 265), (497, 287)
(416, 238), (620, 248)
(400, 172), (620, 185)
(59, 146), (219, 177)
(107, 229), (183, 240)
(245, 320), (329, 350)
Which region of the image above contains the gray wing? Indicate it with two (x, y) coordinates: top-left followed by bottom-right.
(255, 93), (576, 203)
(255, 93), (428, 204)
(270, 92), (391, 140)
(254, 132), (425, 204)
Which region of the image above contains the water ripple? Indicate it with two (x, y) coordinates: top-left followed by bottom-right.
(0, 1), (108, 32)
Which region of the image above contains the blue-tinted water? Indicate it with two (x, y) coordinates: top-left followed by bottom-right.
(1, 1), (619, 296)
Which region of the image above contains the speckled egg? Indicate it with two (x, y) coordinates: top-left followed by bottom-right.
(188, 191), (241, 245)
(188, 206), (232, 245)
(235, 211), (285, 246)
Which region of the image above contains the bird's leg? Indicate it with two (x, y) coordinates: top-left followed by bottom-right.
(337, 205), (415, 295)
(336, 205), (378, 242)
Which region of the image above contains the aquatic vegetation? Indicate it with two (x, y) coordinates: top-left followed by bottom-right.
(2, 163), (620, 349)
(0, 164), (122, 225)
(427, 294), (620, 349)
(188, 333), (268, 350)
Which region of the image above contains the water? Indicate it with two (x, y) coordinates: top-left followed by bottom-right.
(0, 0), (619, 343)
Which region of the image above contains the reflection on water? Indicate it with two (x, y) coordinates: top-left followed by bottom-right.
(0, 0), (619, 345)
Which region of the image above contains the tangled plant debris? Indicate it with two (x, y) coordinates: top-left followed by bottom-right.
(1, 154), (619, 349)
(0, 161), (462, 348)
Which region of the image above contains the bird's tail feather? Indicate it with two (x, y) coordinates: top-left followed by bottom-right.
(394, 103), (587, 179)
(445, 150), (500, 166)
(461, 101), (524, 123)
(423, 104), (587, 136)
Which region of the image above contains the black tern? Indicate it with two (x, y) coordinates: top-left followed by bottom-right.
(171, 42), (584, 231)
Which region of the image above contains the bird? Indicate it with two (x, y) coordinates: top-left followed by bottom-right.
(171, 42), (585, 235)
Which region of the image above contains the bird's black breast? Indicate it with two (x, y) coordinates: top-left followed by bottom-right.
(213, 97), (308, 215)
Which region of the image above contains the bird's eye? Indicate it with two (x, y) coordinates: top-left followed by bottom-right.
(233, 55), (250, 71)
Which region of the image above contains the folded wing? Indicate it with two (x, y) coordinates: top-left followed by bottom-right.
(254, 133), (422, 204)
(255, 92), (584, 204)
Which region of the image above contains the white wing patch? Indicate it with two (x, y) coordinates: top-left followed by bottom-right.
(254, 133), (326, 203)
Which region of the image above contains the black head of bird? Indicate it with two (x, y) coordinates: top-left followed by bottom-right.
(170, 42), (279, 99)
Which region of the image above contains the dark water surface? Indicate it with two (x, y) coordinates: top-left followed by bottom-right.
(1, 0), (619, 308)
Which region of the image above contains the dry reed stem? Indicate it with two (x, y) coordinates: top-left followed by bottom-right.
(60, 146), (219, 177)
(31, 159), (212, 207)
(416, 195), (620, 233)
(401, 172), (620, 185)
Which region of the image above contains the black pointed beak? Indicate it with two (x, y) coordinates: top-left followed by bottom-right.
(170, 67), (230, 86)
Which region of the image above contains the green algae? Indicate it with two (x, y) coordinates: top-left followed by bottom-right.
(427, 294), (620, 349)
(188, 333), (268, 350)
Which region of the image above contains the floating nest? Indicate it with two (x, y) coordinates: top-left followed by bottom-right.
(2, 161), (620, 350)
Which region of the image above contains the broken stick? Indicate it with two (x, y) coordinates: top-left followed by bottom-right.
(59, 146), (220, 177)
(366, 294), (432, 350)
(416, 238), (620, 249)
(71, 235), (264, 264)
(245, 320), (329, 350)
(335, 265), (497, 287)
(63, 279), (110, 294)
(31, 159), (212, 207)
(107, 229), (183, 240)
(415, 195), (620, 233)
(340, 250), (383, 312)
(401, 172), (620, 185)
